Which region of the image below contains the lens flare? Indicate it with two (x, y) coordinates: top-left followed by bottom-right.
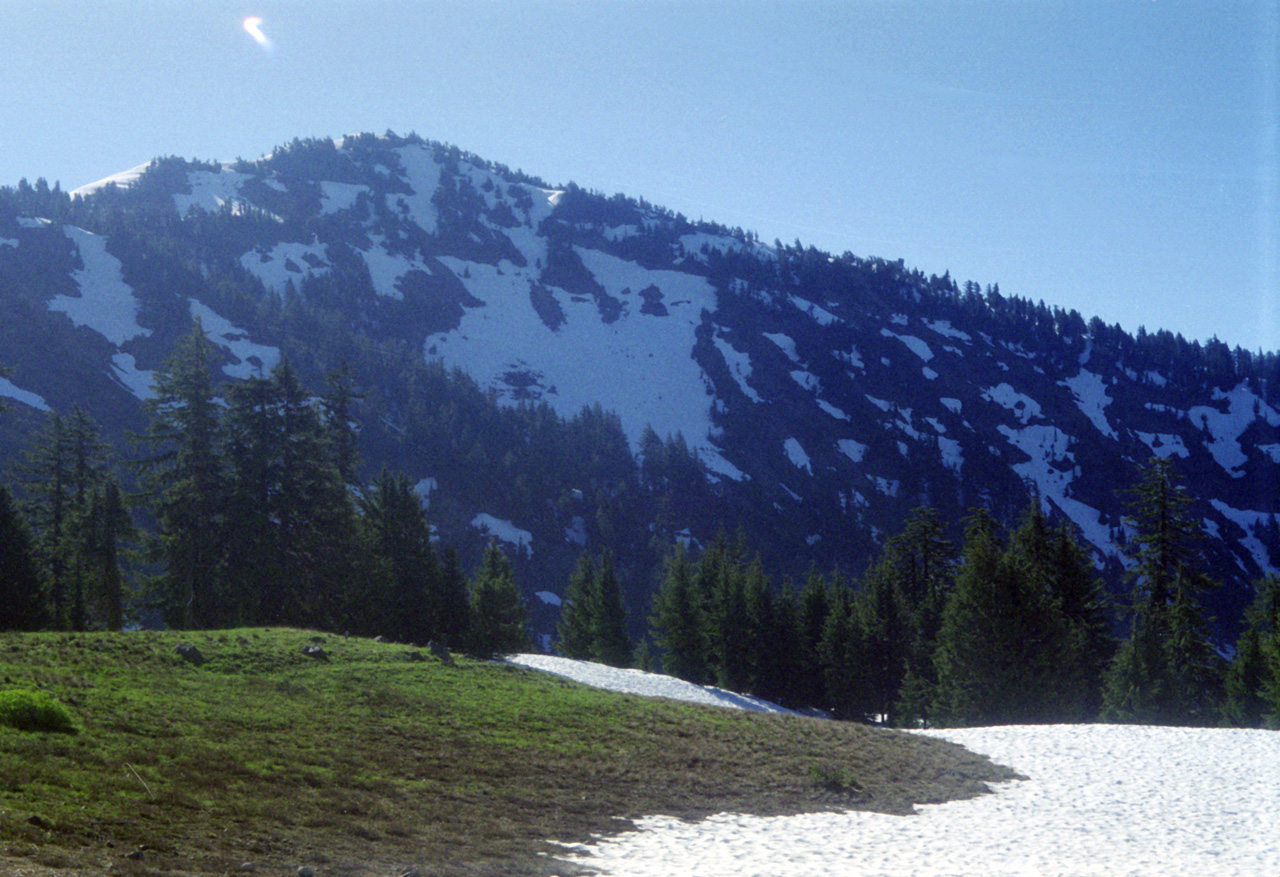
(243, 16), (271, 49)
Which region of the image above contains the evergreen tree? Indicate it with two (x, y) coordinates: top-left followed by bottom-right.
(1103, 458), (1224, 725)
(83, 478), (135, 631)
(1221, 575), (1279, 727)
(466, 541), (531, 658)
(0, 484), (47, 630)
(817, 581), (865, 719)
(557, 553), (598, 659)
(436, 546), (471, 650)
(650, 543), (708, 682)
(792, 568), (832, 710)
(933, 508), (1063, 725)
(590, 552), (632, 667)
(137, 322), (226, 628)
(359, 469), (442, 643)
(19, 412), (71, 627)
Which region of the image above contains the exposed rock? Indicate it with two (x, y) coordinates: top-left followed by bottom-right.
(373, 635), (389, 643)
(405, 650), (425, 662)
(309, 635), (326, 644)
(174, 642), (207, 666)
(297, 866), (315, 877)
(26, 814), (52, 830)
(302, 645), (329, 662)
(427, 640), (455, 666)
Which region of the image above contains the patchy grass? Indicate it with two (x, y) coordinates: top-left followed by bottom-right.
(0, 629), (1019, 876)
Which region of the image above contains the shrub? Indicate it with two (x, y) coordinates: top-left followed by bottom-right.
(0, 689), (78, 733)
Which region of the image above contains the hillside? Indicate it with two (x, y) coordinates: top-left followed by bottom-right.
(1, 132), (1278, 639)
(0, 629), (1016, 877)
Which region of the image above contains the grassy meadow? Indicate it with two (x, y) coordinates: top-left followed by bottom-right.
(0, 629), (1018, 876)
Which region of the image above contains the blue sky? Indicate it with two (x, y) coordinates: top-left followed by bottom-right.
(3, 1), (1276, 351)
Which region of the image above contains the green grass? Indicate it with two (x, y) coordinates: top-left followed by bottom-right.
(0, 629), (1019, 876)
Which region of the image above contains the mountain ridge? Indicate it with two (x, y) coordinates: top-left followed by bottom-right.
(2, 131), (1277, 640)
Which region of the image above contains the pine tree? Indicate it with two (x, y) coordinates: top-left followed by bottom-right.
(466, 541), (531, 658)
(436, 546), (471, 650)
(83, 478), (135, 631)
(0, 484), (47, 630)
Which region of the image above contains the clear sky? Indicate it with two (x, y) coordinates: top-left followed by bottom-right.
(3, 1), (1277, 351)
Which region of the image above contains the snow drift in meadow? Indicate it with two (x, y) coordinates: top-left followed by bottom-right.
(507, 654), (1280, 877)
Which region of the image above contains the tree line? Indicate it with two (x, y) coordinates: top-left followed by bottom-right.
(0, 333), (531, 659)
(564, 458), (1279, 729)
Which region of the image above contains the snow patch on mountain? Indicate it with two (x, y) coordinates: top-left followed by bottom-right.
(1136, 431), (1190, 459)
(175, 167), (250, 217)
(240, 241), (332, 292)
(1209, 500), (1276, 571)
(880, 328), (934, 362)
(1060, 369), (1117, 438)
(816, 399), (849, 421)
(189, 300), (281, 379)
(0, 377), (50, 412)
(387, 145), (442, 235)
(423, 245), (732, 475)
(764, 332), (800, 363)
(924, 318), (971, 342)
(70, 162), (150, 199)
(837, 439), (867, 463)
(319, 181), (367, 214)
(1188, 384), (1280, 478)
(471, 513), (533, 556)
(110, 353), (155, 401)
(789, 295), (840, 326)
(50, 227), (150, 346)
(983, 384), (1042, 424)
(712, 334), (763, 403)
(784, 438), (811, 473)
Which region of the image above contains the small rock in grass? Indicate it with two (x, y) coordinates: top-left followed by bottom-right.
(174, 642), (207, 666)
(301, 644), (329, 662)
(297, 866), (316, 877)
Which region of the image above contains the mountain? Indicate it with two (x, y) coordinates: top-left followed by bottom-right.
(1, 132), (1277, 641)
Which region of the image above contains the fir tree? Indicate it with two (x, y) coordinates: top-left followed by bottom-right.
(466, 541), (531, 658)
(557, 553), (598, 659)
(360, 469), (442, 643)
(650, 543), (708, 683)
(1103, 458), (1224, 725)
(137, 322), (226, 628)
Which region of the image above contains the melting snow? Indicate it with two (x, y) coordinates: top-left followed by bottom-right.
(535, 591), (562, 607)
(70, 162), (150, 198)
(507, 656), (1279, 877)
(816, 399), (849, 421)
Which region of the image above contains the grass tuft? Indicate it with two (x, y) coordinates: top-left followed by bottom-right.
(0, 689), (77, 734)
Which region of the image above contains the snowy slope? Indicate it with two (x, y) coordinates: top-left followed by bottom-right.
(511, 655), (1279, 877)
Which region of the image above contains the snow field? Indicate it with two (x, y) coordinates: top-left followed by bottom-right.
(507, 654), (1280, 877)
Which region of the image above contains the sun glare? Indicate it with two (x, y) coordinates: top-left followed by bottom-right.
(243, 16), (272, 50)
